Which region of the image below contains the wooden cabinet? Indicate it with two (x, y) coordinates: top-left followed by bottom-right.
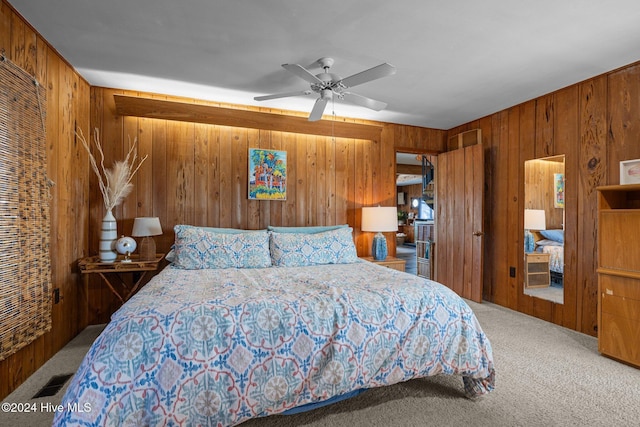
(361, 256), (406, 272)
(415, 222), (434, 279)
(524, 253), (550, 288)
(401, 224), (415, 243)
(597, 184), (640, 368)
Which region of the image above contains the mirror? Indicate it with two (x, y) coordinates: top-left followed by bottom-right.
(523, 155), (565, 304)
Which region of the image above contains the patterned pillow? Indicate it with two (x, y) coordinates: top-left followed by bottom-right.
(270, 227), (358, 267)
(172, 225), (271, 269)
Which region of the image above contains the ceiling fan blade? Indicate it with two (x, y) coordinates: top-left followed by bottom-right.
(254, 90), (312, 101)
(338, 63), (396, 89)
(308, 97), (328, 121)
(282, 63), (324, 85)
(342, 92), (388, 111)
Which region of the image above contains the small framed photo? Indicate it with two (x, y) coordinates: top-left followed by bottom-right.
(620, 159), (640, 185)
(397, 192), (406, 205)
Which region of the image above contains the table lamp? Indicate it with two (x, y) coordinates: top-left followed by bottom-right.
(132, 217), (162, 261)
(361, 206), (398, 261)
(524, 209), (546, 253)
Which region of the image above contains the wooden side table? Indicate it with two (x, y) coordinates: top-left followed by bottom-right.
(361, 256), (406, 272)
(524, 252), (550, 288)
(78, 254), (165, 304)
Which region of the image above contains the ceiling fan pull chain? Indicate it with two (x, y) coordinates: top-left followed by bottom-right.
(331, 98), (336, 143)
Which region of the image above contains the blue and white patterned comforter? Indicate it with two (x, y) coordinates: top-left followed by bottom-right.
(54, 261), (494, 426)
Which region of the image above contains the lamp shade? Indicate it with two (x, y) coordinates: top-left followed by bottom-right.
(361, 206), (398, 232)
(524, 209), (546, 230)
(131, 217), (163, 237)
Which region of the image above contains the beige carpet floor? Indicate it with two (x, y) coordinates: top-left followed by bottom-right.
(2, 300), (639, 427)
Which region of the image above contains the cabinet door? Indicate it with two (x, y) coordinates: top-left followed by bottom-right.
(599, 211), (640, 272)
(599, 274), (640, 367)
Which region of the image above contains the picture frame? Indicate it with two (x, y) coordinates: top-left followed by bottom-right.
(620, 159), (640, 185)
(248, 148), (287, 200)
(554, 173), (564, 208)
(397, 192), (406, 205)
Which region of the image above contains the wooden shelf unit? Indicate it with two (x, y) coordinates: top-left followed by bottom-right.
(597, 184), (640, 368)
(415, 222), (434, 279)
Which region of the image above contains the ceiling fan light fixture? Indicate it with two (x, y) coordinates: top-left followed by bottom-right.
(255, 57), (396, 121)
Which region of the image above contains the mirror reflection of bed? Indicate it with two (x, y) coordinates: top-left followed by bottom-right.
(523, 155), (565, 304)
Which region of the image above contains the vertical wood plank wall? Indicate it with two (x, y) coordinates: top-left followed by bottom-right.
(3, 0), (640, 400)
(448, 60), (640, 336)
(86, 87), (446, 323)
(0, 0), (90, 399)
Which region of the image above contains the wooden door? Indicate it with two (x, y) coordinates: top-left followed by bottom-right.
(435, 143), (484, 302)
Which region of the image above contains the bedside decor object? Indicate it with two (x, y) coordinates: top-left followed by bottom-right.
(76, 128), (147, 262)
(132, 217), (163, 261)
(524, 209), (546, 253)
(620, 159), (640, 185)
(116, 235), (137, 262)
(99, 210), (118, 262)
(361, 206), (398, 261)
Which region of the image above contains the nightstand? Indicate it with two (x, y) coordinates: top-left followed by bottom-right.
(524, 252), (550, 288)
(79, 253), (165, 304)
(361, 256), (406, 272)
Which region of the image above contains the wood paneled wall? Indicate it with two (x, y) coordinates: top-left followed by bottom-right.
(448, 60), (640, 336)
(0, 0), (90, 399)
(6, 0), (640, 400)
(86, 87), (447, 323)
(0, 1), (444, 398)
(397, 182), (423, 218)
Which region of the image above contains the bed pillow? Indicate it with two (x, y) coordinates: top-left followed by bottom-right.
(267, 224), (349, 234)
(536, 239), (563, 247)
(539, 229), (564, 243)
(172, 225), (271, 269)
(270, 227), (358, 267)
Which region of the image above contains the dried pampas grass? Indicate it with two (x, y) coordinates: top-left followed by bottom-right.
(76, 128), (147, 211)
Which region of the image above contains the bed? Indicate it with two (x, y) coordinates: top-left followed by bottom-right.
(535, 229), (564, 285)
(54, 225), (494, 426)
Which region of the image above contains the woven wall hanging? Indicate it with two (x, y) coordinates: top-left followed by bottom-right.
(0, 55), (51, 362)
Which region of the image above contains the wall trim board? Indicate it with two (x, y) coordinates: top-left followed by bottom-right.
(113, 94), (383, 141)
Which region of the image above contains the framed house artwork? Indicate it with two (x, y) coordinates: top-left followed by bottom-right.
(554, 173), (564, 208)
(248, 148), (287, 200)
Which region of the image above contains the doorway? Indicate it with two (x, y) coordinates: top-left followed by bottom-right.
(395, 151), (435, 275)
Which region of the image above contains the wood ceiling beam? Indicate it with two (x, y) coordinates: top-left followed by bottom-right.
(396, 164), (423, 175)
(114, 95), (382, 140)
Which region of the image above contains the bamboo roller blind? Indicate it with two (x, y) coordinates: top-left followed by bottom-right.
(0, 57), (51, 361)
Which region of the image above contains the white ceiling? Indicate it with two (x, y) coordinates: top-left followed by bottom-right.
(9, 0), (640, 129)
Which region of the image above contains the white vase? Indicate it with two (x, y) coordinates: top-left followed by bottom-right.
(99, 209), (118, 262)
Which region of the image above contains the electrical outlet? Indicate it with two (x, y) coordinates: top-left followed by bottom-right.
(509, 267), (516, 278)
(54, 288), (60, 304)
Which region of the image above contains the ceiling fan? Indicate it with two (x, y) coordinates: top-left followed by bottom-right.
(254, 57), (396, 121)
